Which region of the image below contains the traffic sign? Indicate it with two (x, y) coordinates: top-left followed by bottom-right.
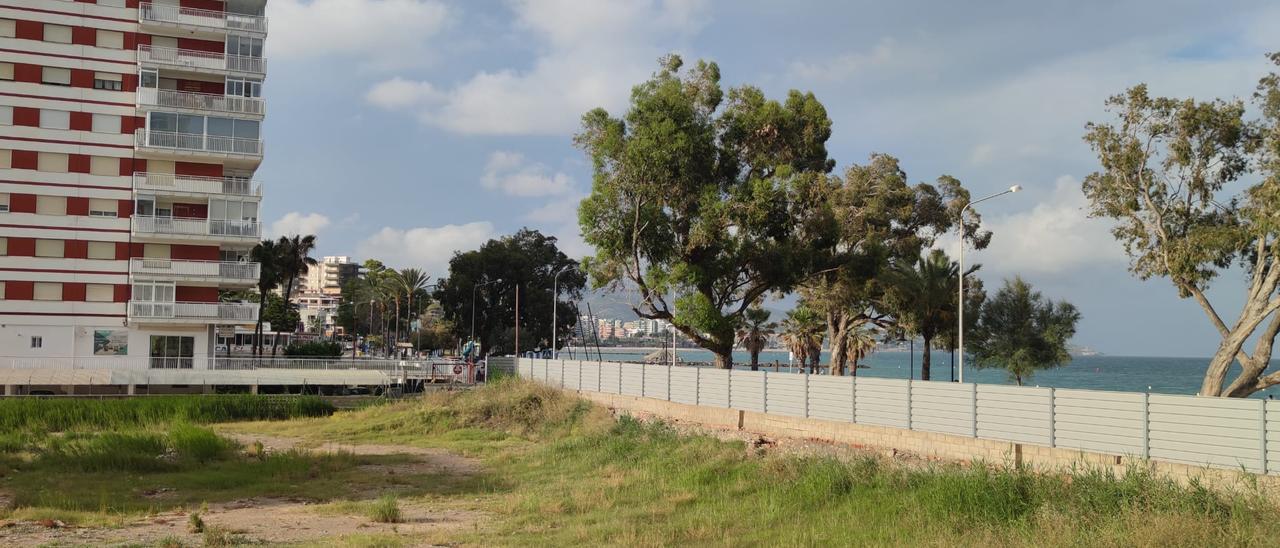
(453, 364), (464, 375)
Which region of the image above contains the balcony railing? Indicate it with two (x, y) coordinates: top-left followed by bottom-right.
(139, 2), (268, 34)
(130, 258), (260, 282)
(129, 301), (258, 322)
(132, 215), (261, 239)
(137, 45), (266, 75)
(135, 129), (263, 157)
(137, 88), (265, 117)
(133, 172), (262, 197)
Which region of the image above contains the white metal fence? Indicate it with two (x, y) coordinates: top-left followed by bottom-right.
(137, 88), (266, 117)
(134, 172), (262, 197)
(138, 45), (266, 75)
(518, 358), (1280, 475)
(139, 2), (268, 34)
(130, 258), (260, 282)
(135, 129), (264, 157)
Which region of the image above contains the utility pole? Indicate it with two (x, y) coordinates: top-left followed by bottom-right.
(514, 284), (520, 358)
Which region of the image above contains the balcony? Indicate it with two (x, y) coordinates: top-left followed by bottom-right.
(135, 129), (263, 159)
(138, 88), (265, 117)
(131, 215), (261, 241)
(138, 45), (265, 76)
(129, 301), (258, 324)
(139, 2), (268, 35)
(134, 172), (262, 197)
(130, 258), (260, 286)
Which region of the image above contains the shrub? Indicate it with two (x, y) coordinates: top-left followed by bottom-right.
(187, 511), (205, 534)
(283, 341), (344, 357)
(168, 423), (236, 463)
(368, 494), (401, 523)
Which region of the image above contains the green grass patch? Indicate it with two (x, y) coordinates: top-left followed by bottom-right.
(0, 395), (334, 434)
(368, 494), (402, 523)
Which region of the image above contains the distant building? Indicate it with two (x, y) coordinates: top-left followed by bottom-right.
(293, 292), (340, 336)
(303, 256), (359, 296)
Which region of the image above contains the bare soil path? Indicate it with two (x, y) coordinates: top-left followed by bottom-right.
(0, 434), (485, 547)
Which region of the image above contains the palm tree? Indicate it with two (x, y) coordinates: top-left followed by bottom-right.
(844, 324), (879, 377)
(249, 239), (281, 358)
(780, 306), (824, 374)
(396, 268), (429, 356)
(884, 249), (970, 381)
(272, 234), (318, 356)
(736, 307), (775, 371)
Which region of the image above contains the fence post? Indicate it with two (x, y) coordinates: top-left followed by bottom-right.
(850, 376), (857, 424)
(597, 360), (602, 393)
(1141, 392), (1150, 460)
(576, 359), (581, 391)
(617, 362), (622, 395)
(667, 362), (672, 401)
(970, 383), (978, 438)
(727, 369), (732, 409)
(762, 371), (769, 414)
(695, 367), (701, 406)
(1259, 399), (1268, 475)
(906, 379), (913, 431)
(560, 358), (565, 388)
(803, 368), (810, 419)
(640, 362), (646, 398)
(1048, 387), (1056, 448)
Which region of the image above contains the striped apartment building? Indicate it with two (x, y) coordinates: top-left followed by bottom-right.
(0, 0), (267, 367)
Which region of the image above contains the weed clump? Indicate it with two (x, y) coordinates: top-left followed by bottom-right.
(368, 494), (401, 523)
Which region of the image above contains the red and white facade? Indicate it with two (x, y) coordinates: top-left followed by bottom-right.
(0, 0), (267, 366)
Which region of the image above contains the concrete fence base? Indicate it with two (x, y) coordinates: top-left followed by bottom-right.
(572, 388), (1280, 491)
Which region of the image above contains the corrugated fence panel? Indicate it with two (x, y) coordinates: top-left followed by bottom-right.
(808, 375), (854, 422)
(579, 360), (601, 391)
(910, 381), (974, 436)
(561, 361), (581, 390)
(669, 367), (699, 405)
(730, 370), (765, 412)
(517, 358), (533, 378)
(1268, 401), (1280, 475)
(620, 364), (645, 396)
(644, 364), (670, 400)
(599, 362), (621, 394)
(1053, 389), (1145, 456)
(1148, 394), (1265, 473)
(856, 377), (909, 429)
(699, 368), (730, 407)
(547, 360), (564, 388)
(766, 373), (806, 417)
(976, 385), (1051, 445)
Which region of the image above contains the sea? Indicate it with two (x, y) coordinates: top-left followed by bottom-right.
(552, 348), (1280, 399)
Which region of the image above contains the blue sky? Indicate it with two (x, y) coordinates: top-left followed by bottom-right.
(256, 0), (1279, 357)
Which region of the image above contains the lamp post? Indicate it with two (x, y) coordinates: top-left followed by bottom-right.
(957, 185), (1021, 383)
(551, 265), (576, 359)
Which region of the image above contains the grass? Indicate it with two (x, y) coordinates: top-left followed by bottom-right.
(226, 378), (1280, 546)
(0, 394), (334, 433)
(368, 494), (402, 523)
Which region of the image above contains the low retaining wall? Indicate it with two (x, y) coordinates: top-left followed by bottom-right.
(573, 389), (1280, 490)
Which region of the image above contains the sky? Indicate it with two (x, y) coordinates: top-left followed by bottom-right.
(255, 0), (1280, 358)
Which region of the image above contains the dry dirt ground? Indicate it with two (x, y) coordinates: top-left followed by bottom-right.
(0, 434), (485, 547)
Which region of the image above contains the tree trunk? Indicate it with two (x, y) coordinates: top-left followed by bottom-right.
(827, 312), (848, 376)
(1201, 320), (1262, 396)
(713, 347), (733, 369)
(921, 335), (932, 381)
(750, 349), (760, 372)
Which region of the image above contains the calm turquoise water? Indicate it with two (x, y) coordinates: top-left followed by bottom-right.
(555, 348), (1280, 399)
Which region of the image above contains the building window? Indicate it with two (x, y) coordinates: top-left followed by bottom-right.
(226, 35), (264, 58)
(0, 193), (8, 213)
(30, 336), (42, 349)
(37, 152), (69, 173)
(35, 239), (64, 258)
(149, 335), (194, 369)
(0, 106), (10, 125)
(0, 19), (14, 39)
(93, 73), (123, 91)
(40, 109), (71, 130)
(44, 25), (72, 44)
(0, 281), (5, 299)
(0, 150), (10, 169)
(89, 156), (118, 176)
(96, 30), (123, 50)
(88, 198), (117, 217)
(87, 241), (114, 259)
(41, 67), (71, 86)
(0, 62), (12, 81)
(85, 284), (113, 302)
(33, 282), (61, 301)
(226, 77), (263, 98)
(35, 195), (66, 216)
(0, 237), (7, 255)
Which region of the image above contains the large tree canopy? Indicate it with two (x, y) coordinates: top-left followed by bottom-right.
(967, 277), (1080, 386)
(434, 229), (584, 357)
(576, 54), (835, 368)
(1082, 53), (1280, 397)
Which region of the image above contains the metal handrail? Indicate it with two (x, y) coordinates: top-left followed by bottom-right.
(139, 2), (268, 33)
(133, 172), (262, 196)
(135, 129), (264, 157)
(137, 88), (265, 117)
(137, 45), (266, 74)
(130, 258), (261, 281)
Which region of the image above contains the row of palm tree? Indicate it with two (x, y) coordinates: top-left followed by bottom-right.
(250, 234), (317, 357)
(346, 264), (431, 356)
(744, 249), (967, 376)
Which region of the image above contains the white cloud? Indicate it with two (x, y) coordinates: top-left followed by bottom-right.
(356, 222), (497, 277)
(269, 212), (332, 238)
(481, 151), (573, 196)
(268, 0), (449, 66)
(365, 0), (708, 135)
(789, 38), (895, 82)
(946, 176), (1125, 275)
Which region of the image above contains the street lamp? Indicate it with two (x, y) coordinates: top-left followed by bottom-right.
(551, 264), (577, 359)
(957, 185), (1021, 383)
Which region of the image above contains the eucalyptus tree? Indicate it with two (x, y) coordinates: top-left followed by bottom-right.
(577, 54), (836, 368)
(1082, 53), (1280, 396)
